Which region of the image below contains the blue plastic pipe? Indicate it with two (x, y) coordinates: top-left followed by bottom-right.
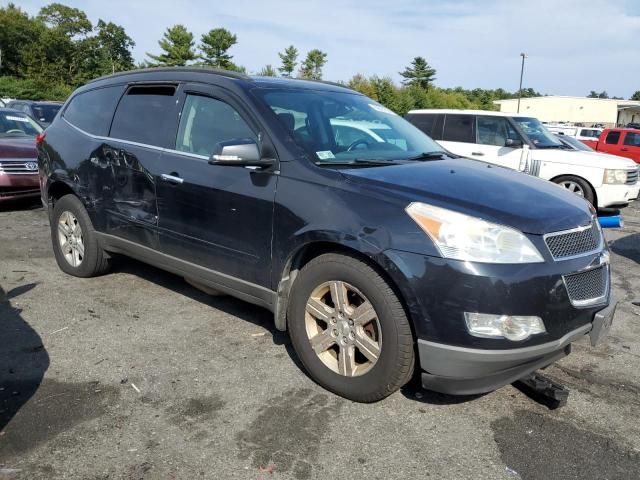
(598, 215), (623, 229)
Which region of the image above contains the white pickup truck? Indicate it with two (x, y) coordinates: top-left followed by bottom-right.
(405, 109), (639, 210)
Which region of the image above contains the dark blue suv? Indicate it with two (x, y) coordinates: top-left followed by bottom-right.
(38, 68), (616, 402)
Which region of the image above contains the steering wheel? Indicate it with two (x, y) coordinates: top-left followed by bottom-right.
(5, 129), (25, 135)
(346, 138), (372, 151)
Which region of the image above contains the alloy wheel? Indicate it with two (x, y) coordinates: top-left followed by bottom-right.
(560, 180), (585, 197)
(305, 280), (382, 377)
(57, 211), (85, 267)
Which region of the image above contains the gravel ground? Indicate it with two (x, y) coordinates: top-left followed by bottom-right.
(1, 200), (639, 480)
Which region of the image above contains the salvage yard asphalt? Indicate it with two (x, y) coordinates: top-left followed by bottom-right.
(1, 201), (639, 480)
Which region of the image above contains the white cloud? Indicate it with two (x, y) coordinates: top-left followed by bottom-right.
(13, 0), (640, 97)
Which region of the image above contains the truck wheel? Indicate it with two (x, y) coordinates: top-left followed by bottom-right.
(288, 253), (415, 402)
(51, 194), (111, 278)
(553, 175), (595, 206)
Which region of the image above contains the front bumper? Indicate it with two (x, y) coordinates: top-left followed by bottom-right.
(380, 248), (614, 395)
(0, 173), (40, 202)
(596, 182), (639, 208)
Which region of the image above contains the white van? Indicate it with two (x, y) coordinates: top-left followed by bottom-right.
(406, 110), (638, 209)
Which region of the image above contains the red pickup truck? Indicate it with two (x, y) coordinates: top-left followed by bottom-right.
(590, 128), (640, 163)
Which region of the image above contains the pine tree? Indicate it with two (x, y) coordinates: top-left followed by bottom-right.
(399, 56), (436, 89)
(199, 28), (237, 69)
(146, 25), (196, 66)
(278, 45), (298, 77)
(298, 49), (327, 80)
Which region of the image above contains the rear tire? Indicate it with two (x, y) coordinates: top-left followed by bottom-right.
(51, 194), (111, 278)
(288, 253), (415, 402)
(553, 175), (595, 206)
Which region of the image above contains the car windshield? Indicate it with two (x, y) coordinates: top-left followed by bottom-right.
(32, 104), (61, 124)
(556, 134), (594, 152)
(0, 111), (43, 137)
(255, 88), (445, 163)
(512, 117), (563, 148)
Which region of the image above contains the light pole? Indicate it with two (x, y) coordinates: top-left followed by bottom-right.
(517, 53), (527, 113)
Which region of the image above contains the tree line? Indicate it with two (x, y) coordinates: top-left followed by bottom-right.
(4, 2), (635, 115)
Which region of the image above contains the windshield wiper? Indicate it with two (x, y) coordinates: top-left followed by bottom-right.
(407, 151), (451, 161)
(315, 159), (404, 167)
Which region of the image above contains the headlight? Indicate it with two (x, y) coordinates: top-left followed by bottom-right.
(603, 169), (628, 185)
(464, 312), (546, 341)
(405, 202), (544, 263)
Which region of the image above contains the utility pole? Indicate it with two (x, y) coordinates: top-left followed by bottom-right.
(517, 53), (527, 113)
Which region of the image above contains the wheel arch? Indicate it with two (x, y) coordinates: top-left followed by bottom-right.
(274, 240), (416, 340)
(550, 173), (598, 207)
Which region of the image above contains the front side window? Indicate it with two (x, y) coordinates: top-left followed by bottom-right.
(511, 117), (563, 148)
(65, 86), (125, 136)
(442, 114), (474, 143)
(110, 85), (176, 146)
(605, 131), (621, 144)
(175, 94), (256, 156)
(476, 116), (521, 147)
(0, 111), (42, 138)
(623, 132), (640, 147)
(256, 88), (444, 163)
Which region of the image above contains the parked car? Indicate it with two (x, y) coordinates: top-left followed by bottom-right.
(0, 108), (43, 203)
(406, 110), (639, 209)
(555, 134), (595, 152)
(5, 100), (62, 127)
(592, 128), (640, 163)
(545, 124), (602, 149)
(625, 122), (640, 130)
(39, 68), (616, 402)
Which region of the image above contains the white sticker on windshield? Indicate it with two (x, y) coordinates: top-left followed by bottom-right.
(5, 115), (28, 122)
(369, 103), (397, 115)
(316, 150), (335, 159)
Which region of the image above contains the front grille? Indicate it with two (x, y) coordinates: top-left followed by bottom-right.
(626, 168), (639, 185)
(563, 266), (608, 306)
(544, 222), (602, 260)
(0, 159), (39, 175)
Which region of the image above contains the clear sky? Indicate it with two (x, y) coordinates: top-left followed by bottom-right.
(14, 0), (640, 98)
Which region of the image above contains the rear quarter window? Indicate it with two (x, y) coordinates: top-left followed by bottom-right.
(605, 131), (621, 144)
(64, 85), (125, 136)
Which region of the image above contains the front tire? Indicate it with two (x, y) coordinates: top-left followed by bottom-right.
(288, 253), (415, 402)
(51, 194), (111, 278)
(553, 175), (595, 206)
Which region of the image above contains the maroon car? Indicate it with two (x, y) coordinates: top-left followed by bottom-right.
(0, 108), (43, 203)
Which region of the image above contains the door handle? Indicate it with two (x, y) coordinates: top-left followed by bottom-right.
(160, 173), (184, 185)
(621, 148), (629, 152)
(471, 152), (484, 156)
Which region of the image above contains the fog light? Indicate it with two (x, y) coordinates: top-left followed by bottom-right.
(464, 313), (546, 341)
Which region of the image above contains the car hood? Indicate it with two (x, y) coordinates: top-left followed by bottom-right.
(340, 158), (593, 235)
(0, 136), (37, 159)
(532, 147), (637, 169)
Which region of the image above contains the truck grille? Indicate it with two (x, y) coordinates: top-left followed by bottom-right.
(626, 168), (639, 185)
(544, 222), (602, 260)
(563, 265), (608, 307)
(0, 159), (39, 175)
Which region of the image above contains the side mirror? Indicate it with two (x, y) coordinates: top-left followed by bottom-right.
(208, 139), (275, 168)
(505, 138), (523, 148)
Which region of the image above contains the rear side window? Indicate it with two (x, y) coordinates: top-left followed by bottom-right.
(64, 86), (124, 136)
(442, 114), (475, 143)
(110, 85), (177, 147)
(623, 132), (640, 147)
(175, 94), (256, 155)
(605, 131), (621, 144)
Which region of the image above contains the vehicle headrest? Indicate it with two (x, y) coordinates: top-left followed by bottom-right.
(277, 112), (295, 131)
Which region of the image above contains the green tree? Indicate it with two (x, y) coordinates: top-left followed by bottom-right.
(298, 49), (327, 80)
(95, 20), (135, 74)
(587, 90), (609, 99)
(278, 45), (298, 77)
(146, 24), (196, 66)
(199, 28), (237, 69)
(37, 2), (92, 37)
(630, 91), (640, 101)
(257, 64), (276, 77)
(399, 56), (436, 89)
(0, 4), (43, 76)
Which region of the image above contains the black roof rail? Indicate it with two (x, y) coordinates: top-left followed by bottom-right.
(87, 66), (250, 84)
